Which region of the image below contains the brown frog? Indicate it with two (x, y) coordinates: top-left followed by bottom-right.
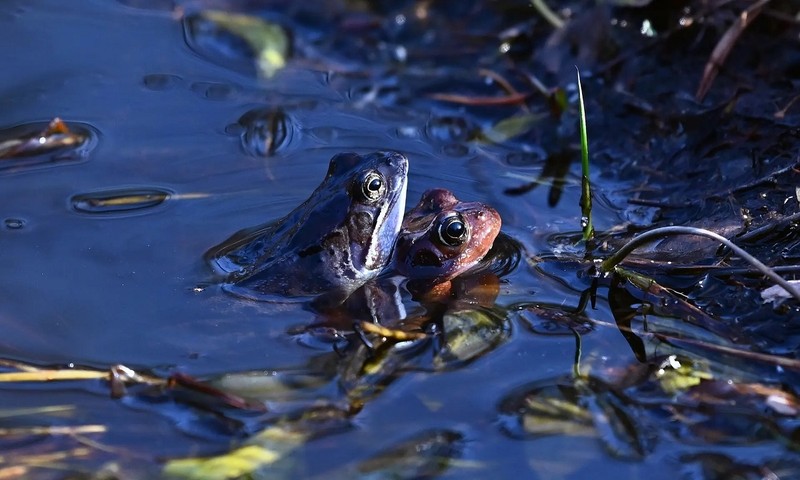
(393, 188), (502, 289)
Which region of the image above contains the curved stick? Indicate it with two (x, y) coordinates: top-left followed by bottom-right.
(599, 226), (800, 303)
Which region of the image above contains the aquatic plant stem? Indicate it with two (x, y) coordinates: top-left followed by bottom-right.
(576, 68), (594, 244)
(530, 0), (564, 29)
(600, 226), (800, 303)
(572, 328), (583, 379)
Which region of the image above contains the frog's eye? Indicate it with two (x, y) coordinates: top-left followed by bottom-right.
(360, 171), (386, 202)
(438, 214), (468, 247)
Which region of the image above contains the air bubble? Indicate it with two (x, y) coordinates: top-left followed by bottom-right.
(4, 218), (25, 230)
(238, 107), (292, 157)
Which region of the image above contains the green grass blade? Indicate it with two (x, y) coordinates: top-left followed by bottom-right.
(576, 67), (594, 243)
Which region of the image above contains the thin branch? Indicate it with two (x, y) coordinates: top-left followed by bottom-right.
(696, 0), (772, 101)
(428, 91), (530, 106)
(600, 226), (800, 303)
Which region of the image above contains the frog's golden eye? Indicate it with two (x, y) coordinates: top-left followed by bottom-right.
(438, 213), (468, 247)
(360, 171), (386, 202)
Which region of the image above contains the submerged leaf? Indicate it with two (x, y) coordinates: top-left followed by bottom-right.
(164, 444), (283, 480)
(164, 427), (308, 479)
(356, 430), (466, 478)
(164, 407), (348, 479)
(655, 355), (713, 395)
(201, 11), (289, 78)
(477, 113), (546, 144)
(435, 307), (509, 369)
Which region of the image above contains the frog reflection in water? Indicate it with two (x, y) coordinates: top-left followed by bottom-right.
(205, 151), (408, 302)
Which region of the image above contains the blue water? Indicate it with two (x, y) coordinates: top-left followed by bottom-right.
(3, 1), (784, 479)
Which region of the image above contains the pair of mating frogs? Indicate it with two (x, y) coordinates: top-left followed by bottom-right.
(205, 151), (502, 306)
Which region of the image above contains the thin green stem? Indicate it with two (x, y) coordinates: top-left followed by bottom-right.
(572, 328), (583, 379)
(576, 67), (594, 243)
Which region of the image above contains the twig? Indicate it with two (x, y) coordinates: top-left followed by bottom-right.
(660, 335), (800, 372)
(428, 92), (530, 106)
(775, 93), (800, 119)
(0, 425), (105, 436)
(0, 370), (107, 382)
(358, 321), (427, 341)
(479, 68), (530, 113)
(530, 0), (564, 29)
(600, 226), (800, 303)
(734, 211), (800, 244)
(696, 0), (772, 101)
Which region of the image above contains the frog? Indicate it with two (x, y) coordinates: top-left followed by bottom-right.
(296, 188), (503, 335)
(393, 188), (502, 290)
(205, 151), (408, 302)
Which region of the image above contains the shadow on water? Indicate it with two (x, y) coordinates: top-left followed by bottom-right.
(1, 0), (800, 478)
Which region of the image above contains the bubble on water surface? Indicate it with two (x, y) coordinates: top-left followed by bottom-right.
(441, 143), (469, 157)
(190, 81), (239, 101)
(4, 218), (25, 230)
(143, 73), (182, 91)
(425, 115), (473, 143)
(70, 187), (172, 216)
(395, 126), (419, 139)
(238, 107), (293, 157)
(505, 150), (546, 166)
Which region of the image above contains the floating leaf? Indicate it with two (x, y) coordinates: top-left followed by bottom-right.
(70, 188), (173, 215)
(0, 118), (96, 172)
(0, 118), (87, 159)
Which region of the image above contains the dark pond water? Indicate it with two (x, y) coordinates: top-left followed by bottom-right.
(2, 0), (800, 478)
